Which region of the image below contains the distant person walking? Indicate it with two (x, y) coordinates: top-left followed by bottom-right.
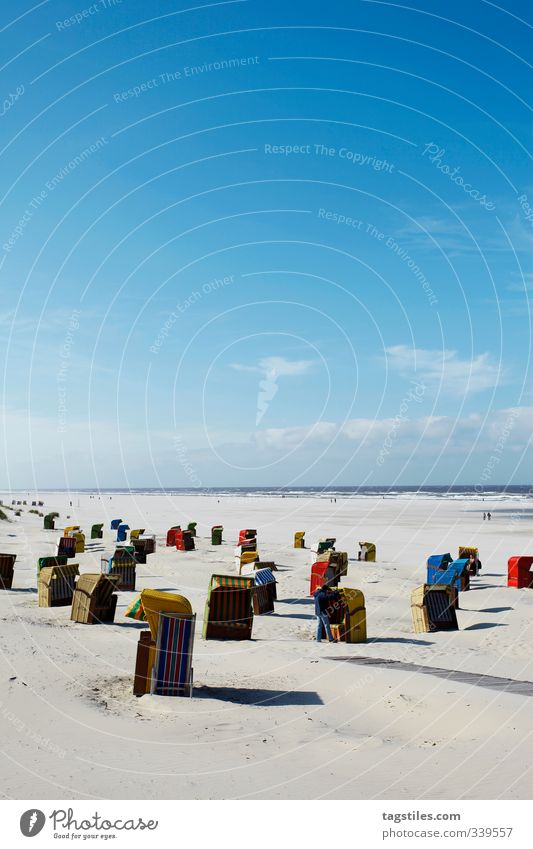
(314, 585), (337, 642)
(487, 511), (492, 521)
(483, 512), (486, 521)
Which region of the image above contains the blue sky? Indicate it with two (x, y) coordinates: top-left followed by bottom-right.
(1, 0), (532, 488)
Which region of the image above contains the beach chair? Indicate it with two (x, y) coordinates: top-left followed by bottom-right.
(132, 589), (193, 695)
(129, 528), (145, 541)
(203, 575), (254, 640)
(0, 553), (16, 589)
(310, 560), (340, 595)
(175, 530), (195, 551)
(326, 588), (367, 643)
(358, 541), (376, 562)
(131, 539), (147, 564)
(116, 523), (130, 543)
(166, 526), (181, 546)
(90, 523), (104, 540)
(508, 556), (533, 589)
(38, 564), (79, 607)
(110, 518), (122, 530)
(106, 549), (137, 591)
(238, 529), (257, 551)
(139, 533), (156, 555)
(458, 546), (481, 575)
(426, 561), (464, 603)
(294, 531), (305, 548)
(64, 525), (80, 535)
(329, 550), (348, 577)
(43, 513), (56, 530)
(37, 555), (67, 574)
(448, 559), (470, 591)
(70, 573), (120, 624)
(151, 612), (196, 697)
(57, 536), (77, 558)
(237, 550), (259, 574)
(211, 525), (223, 545)
(253, 561), (278, 574)
(411, 584), (458, 633)
(253, 567), (277, 614)
(72, 531), (85, 553)
(187, 522), (197, 537)
(317, 538), (336, 555)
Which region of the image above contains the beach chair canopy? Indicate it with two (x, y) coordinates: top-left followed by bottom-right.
(140, 589), (193, 639)
(38, 555), (67, 572)
(129, 528), (145, 540)
(508, 556), (533, 589)
(64, 525), (80, 535)
(427, 553), (453, 569)
(187, 522), (197, 535)
(458, 546), (478, 560)
(110, 518), (122, 530)
(254, 567), (276, 586)
(238, 529), (257, 544)
(116, 523), (130, 542)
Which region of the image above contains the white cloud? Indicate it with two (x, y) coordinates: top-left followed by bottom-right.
(385, 344), (503, 395)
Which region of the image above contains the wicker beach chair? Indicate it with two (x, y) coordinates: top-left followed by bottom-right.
(116, 523), (130, 543)
(110, 518), (122, 530)
(411, 584), (458, 633)
(70, 573), (120, 624)
(166, 526), (181, 546)
(129, 528), (145, 541)
(38, 564), (79, 607)
(203, 575), (254, 640)
(43, 513), (56, 530)
(459, 546), (481, 575)
(508, 556), (533, 588)
(72, 532), (85, 553)
(310, 559), (340, 595)
(317, 537), (336, 555)
(237, 550), (259, 574)
(0, 553), (16, 589)
(358, 541), (376, 562)
(329, 550), (348, 577)
(105, 549), (137, 591)
(133, 589), (193, 696)
(139, 533), (156, 555)
(175, 530), (195, 551)
(187, 522), (197, 537)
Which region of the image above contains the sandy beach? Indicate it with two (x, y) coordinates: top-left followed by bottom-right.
(0, 490), (532, 800)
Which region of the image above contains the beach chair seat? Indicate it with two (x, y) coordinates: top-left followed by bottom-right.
(253, 567), (277, 613)
(175, 530), (195, 551)
(187, 522), (197, 537)
(203, 575), (254, 640)
(38, 564), (79, 607)
(70, 573), (120, 624)
(110, 519), (122, 530)
(508, 556), (533, 589)
(294, 531), (305, 548)
(0, 553), (16, 590)
(411, 584), (458, 633)
(211, 525), (223, 545)
(151, 612), (196, 697)
(133, 589), (193, 695)
(129, 528), (145, 541)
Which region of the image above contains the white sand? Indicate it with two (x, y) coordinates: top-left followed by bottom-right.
(1, 491), (532, 800)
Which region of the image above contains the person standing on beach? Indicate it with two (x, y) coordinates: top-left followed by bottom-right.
(487, 511), (491, 521)
(314, 585), (337, 642)
(483, 512), (486, 521)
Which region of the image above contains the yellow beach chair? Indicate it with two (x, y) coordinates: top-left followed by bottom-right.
(294, 531), (305, 548)
(329, 588), (366, 643)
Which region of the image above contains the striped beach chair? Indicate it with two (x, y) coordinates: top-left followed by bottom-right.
(151, 612), (196, 697)
(57, 536), (77, 558)
(253, 567), (277, 614)
(411, 584), (458, 633)
(0, 553), (16, 590)
(70, 573), (120, 624)
(203, 575), (254, 640)
(38, 564), (79, 607)
(91, 523), (104, 539)
(104, 550), (137, 591)
(139, 533), (156, 555)
(133, 590), (193, 696)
